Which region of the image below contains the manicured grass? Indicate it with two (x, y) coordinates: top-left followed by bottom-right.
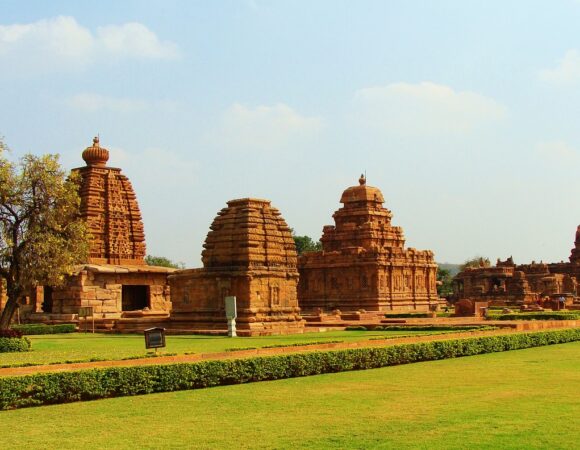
(1, 341), (579, 449)
(0, 330), (442, 367)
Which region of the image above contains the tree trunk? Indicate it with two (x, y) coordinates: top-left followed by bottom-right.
(0, 295), (18, 329)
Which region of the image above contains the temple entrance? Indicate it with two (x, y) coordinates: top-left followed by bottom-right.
(122, 285), (149, 311)
(42, 286), (53, 313)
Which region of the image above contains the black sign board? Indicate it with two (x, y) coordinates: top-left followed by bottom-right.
(144, 327), (166, 349)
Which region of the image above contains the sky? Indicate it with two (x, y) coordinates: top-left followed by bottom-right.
(1, 0), (580, 267)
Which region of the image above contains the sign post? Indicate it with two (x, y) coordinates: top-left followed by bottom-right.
(144, 327), (166, 353)
(225, 296), (237, 337)
(78, 306), (94, 333)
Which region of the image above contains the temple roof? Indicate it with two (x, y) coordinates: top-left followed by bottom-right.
(339, 175), (385, 204)
(74, 137), (146, 265)
(82, 136), (110, 167)
(202, 198), (297, 269)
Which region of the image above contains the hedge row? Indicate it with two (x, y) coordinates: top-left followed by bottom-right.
(12, 324), (76, 335)
(493, 313), (580, 321)
(1, 328), (580, 410)
(0, 337), (31, 354)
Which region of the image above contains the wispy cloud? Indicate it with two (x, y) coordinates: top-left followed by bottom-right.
(539, 50), (580, 85)
(353, 82), (507, 136)
(0, 16), (180, 73)
(536, 140), (579, 162)
(66, 93), (180, 114)
(210, 103), (323, 152)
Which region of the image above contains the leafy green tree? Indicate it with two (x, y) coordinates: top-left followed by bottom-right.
(145, 255), (184, 269)
(436, 267), (454, 296)
(291, 229), (322, 255)
(460, 256), (491, 271)
(0, 141), (88, 329)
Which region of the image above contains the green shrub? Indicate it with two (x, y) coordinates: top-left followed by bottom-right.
(12, 324), (76, 335)
(0, 337), (31, 353)
(494, 313), (580, 321)
(1, 328), (580, 410)
(0, 329), (23, 338)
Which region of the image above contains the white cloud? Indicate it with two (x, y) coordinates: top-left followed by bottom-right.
(213, 103), (323, 152)
(0, 16), (179, 73)
(67, 93), (149, 113)
(539, 50), (580, 84)
(536, 140), (579, 162)
(353, 82), (507, 136)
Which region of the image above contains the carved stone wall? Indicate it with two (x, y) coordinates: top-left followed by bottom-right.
(73, 137), (146, 265)
(170, 198), (304, 335)
(298, 176), (438, 312)
(453, 227), (580, 306)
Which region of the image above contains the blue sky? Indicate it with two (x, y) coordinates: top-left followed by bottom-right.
(2, 0), (580, 266)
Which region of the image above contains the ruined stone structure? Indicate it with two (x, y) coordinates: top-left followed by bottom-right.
(298, 176), (438, 312)
(453, 226), (580, 307)
(27, 138), (173, 328)
(169, 198), (304, 336)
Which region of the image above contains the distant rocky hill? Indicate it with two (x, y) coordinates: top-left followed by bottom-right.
(437, 263), (461, 276)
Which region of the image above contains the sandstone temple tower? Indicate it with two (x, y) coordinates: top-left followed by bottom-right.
(26, 138), (173, 328)
(76, 137), (146, 265)
(298, 176), (438, 312)
(169, 198), (304, 335)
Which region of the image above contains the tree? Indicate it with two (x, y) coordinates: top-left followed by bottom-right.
(460, 256), (491, 271)
(0, 142), (88, 329)
(291, 229), (322, 255)
(436, 267), (453, 297)
(145, 255), (184, 269)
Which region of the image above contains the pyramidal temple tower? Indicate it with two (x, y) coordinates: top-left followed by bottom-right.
(298, 175), (438, 312)
(74, 137), (146, 265)
(25, 138), (174, 329)
(169, 198), (305, 335)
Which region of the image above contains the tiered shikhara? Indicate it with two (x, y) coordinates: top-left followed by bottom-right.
(169, 198), (304, 335)
(298, 175), (438, 312)
(75, 137), (146, 265)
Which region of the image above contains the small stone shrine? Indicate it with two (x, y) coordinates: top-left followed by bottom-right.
(453, 226), (580, 307)
(26, 138), (174, 329)
(169, 198), (304, 335)
(298, 176), (438, 312)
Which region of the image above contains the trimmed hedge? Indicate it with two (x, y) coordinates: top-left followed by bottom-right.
(12, 324), (76, 335)
(1, 328), (579, 410)
(493, 313), (580, 321)
(0, 337), (31, 353)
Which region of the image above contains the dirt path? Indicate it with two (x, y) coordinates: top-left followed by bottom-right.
(0, 328), (531, 378)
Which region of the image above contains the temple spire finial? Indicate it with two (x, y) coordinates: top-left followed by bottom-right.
(359, 173), (366, 186)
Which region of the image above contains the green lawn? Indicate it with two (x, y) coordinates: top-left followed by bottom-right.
(1, 341), (578, 449)
(0, 329), (443, 367)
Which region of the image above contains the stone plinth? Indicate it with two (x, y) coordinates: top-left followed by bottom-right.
(170, 198), (304, 336)
(298, 176), (438, 312)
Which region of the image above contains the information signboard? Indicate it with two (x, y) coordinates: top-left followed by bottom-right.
(78, 306), (95, 333)
(225, 296), (237, 319)
(144, 327), (166, 350)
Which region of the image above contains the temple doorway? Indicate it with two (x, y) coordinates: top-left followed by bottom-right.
(122, 285), (149, 311)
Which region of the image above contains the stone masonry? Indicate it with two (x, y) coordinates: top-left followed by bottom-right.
(169, 198), (305, 336)
(298, 176), (438, 312)
(453, 226), (580, 307)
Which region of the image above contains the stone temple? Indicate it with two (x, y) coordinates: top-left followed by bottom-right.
(26, 138), (174, 329)
(453, 226), (580, 308)
(298, 176), (438, 312)
(169, 198), (304, 335)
